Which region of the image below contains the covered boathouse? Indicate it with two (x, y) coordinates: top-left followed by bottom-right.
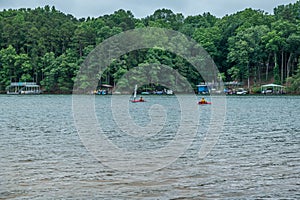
(6, 82), (42, 94)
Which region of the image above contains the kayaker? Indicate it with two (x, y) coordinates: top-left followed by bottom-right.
(199, 97), (207, 104)
(139, 96), (144, 101)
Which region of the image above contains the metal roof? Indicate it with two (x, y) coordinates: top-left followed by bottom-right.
(261, 83), (284, 88)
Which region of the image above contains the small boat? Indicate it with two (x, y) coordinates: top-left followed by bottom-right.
(131, 99), (146, 103)
(130, 85), (146, 103)
(141, 91), (150, 95)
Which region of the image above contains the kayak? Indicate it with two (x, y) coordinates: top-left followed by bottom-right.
(131, 99), (146, 103)
(131, 84), (146, 103)
(198, 101), (211, 105)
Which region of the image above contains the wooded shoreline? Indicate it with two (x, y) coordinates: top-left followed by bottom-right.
(0, 2), (300, 94)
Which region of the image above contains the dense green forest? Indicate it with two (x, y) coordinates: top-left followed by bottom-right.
(0, 2), (300, 94)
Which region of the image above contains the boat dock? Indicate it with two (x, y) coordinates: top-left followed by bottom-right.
(6, 82), (42, 94)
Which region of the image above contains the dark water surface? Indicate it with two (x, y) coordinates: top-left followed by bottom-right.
(0, 95), (299, 199)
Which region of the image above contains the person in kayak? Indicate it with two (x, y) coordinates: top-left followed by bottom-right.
(199, 97), (207, 104)
(139, 96), (144, 101)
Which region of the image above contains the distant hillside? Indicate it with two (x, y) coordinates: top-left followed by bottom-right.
(0, 2), (300, 93)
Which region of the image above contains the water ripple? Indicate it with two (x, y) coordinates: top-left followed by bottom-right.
(0, 95), (299, 199)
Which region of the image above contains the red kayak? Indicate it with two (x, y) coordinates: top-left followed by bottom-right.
(131, 99), (146, 103)
(198, 101), (211, 105)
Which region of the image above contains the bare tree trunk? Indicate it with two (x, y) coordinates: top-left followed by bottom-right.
(266, 53), (271, 81)
(247, 62), (250, 89)
(286, 53), (293, 79)
(258, 63), (261, 84)
(281, 50), (284, 84)
(292, 57), (297, 74)
(274, 52), (280, 84)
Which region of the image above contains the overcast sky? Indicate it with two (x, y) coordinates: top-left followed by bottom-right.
(0, 0), (297, 18)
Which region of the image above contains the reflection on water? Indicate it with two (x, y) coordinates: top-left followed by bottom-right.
(0, 95), (299, 199)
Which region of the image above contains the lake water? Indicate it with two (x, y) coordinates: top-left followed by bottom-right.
(0, 95), (299, 199)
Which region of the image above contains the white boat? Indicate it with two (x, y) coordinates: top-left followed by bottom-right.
(236, 88), (248, 95)
(166, 89), (173, 95)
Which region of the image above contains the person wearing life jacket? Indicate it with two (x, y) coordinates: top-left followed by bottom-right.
(139, 96), (144, 102)
(199, 97), (207, 104)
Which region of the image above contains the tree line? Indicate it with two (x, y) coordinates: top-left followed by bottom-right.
(0, 2), (300, 94)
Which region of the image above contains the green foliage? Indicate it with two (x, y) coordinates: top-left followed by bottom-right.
(227, 25), (270, 81)
(287, 62), (300, 94)
(0, 2), (300, 93)
(193, 26), (221, 58)
(251, 86), (262, 94)
(227, 66), (240, 81)
(274, 61), (281, 84)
